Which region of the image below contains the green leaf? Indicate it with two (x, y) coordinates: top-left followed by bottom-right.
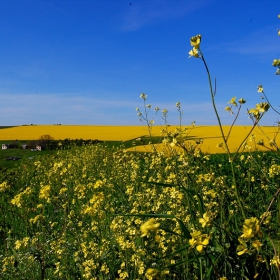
(143, 181), (175, 188)
(175, 218), (191, 239)
(179, 185), (205, 214)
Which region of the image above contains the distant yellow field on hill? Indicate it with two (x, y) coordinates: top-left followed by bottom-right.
(130, 126), (280, 154)
(0, 125), (150, 141)
(0, 125), (279, 153)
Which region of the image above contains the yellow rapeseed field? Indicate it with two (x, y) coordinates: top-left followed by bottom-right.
(0, 125), (279, 153)
(128, 125), (280, 154)
(0, 125), (150, 141)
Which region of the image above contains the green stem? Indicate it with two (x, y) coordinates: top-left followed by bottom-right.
(262, 91), (280, 115)
(232, 115), (265, 162)
(226, 105), (242, 142)
(199, 49), (246, 219)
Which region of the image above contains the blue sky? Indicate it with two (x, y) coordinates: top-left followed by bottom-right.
(0, 0), (279, 126)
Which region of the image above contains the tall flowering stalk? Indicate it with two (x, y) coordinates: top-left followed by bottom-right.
(189, 35), (248, 219)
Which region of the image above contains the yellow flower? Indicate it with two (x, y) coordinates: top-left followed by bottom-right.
(11, 193), (23, 208)
(248, 102), (269, 119)
(14, 240), (22, 250)
(240, 228), (253, 239)
(272, 59), (280, 66)
(189, 47), (199, 58)
(225, 106), (233, 114)
(260, 102), (269, 111)
(189, 230), (210, 253)
(270, 255), (280, 267)
(199, 212), (211, 228)
(145, 268), (159, 279)
(39, 185), (51, 200)
(241, 217), (261, 240)
(237, 238), (248, 255)
(196, 244), (204, 253)
(252, 240), (263, 251)
(228, 97), (237, 106)
(237, 248), (248, 255)
(257, 85), (264, 93)
(140, 218), (160, 237)
(0, 181), (10, 192)
(260, 211), (272, 224)
(14, 237), (30, 250)
(248, 108), (258, 117)
(269, 164), (280, 177)
(238, 98), (246, 104)
(140, 93), (147, 100)
(190, 34), (202, 48)
(195, 236), (210, 253)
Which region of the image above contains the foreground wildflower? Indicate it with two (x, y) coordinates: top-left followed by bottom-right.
(140, 218), (160, 237)
(241, 217), (261, 239)
(189, 47), (199, 58)
(0, 181), (10, 192)
(145, 268), (159, 280)
(39, 185), (51, 201)
(257, 85), (264, 93)
(189, 34), (202, 58)
(237, 217), (262, 255)
(140, 93), (147, 100)
(238, 98), (246, 104)
(268, 164), (280, 177)
(225, 106), (233, 114)
(260, 211), (272, 225)
(189, 230), (210, 253)
(272, 59), (280, 67)
(190, 34), (202, 48)
(199, 212), (212, 228)
(228, 97), (237, 106)
(270, 255), (280, 267)
(248, 102), (269, 120)
(10, 187), (32, 208)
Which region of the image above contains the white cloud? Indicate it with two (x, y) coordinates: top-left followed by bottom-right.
(1, 92), (276, 126)
(0, 92), (139, 125)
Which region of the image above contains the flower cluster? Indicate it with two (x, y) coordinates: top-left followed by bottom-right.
(189, 229), (210, 253)
(270, 255), (280, 268)
(248, 102), (270, 121)
(189, 34), (202, 58)
(272, 59), (280, 75)
(140, 218), (160, 237)
(268, 164), (280, 177)
(225, 97), (246, 114)
(237, 217), (262, 256)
